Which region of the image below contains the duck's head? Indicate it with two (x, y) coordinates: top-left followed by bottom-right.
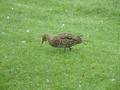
(42, 33), (48, 44)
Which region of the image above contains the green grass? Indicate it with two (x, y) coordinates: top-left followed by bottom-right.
(0, 0), (120, 90)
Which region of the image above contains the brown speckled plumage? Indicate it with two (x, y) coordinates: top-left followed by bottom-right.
(42, 33), (83, 51)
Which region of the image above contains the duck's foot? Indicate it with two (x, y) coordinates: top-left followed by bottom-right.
(69, 47), (72, 51)
(64, 47), (72, 52)
(64, 48), (66, 52)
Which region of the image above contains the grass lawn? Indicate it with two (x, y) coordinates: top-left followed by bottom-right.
(0, 0), (120, 90)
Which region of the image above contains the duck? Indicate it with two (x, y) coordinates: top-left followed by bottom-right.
(42, 33), (83, 51)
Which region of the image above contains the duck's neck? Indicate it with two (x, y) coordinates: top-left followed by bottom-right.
(46, 34), (57, 47)
(46, 34), (52, 42)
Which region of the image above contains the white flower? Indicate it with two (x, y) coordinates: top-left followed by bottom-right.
(46, 79), (49, 83)
(62, 24), (65, 27)
(111, 78), (115, 82)
(21, 41), (26, 43)
(26, 29), (30, 32)
(7, 16), (10, 19)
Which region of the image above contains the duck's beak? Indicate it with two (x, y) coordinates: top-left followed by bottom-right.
(41, 34), (47, 45)
(41, 37), (44, 46)
(41, 39), (44, 44)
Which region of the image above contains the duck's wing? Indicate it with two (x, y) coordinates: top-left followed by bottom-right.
(53, 34), (79, 44)
(50, 33), (81, 47)
(55, 33), (74, 39)
(57, 33), (72, 36)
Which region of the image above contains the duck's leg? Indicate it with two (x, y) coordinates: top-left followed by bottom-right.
(64, 48), (66, 52)
(69, 47), (72, 51)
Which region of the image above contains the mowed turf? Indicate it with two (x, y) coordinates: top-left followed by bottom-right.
(0, 0), (120, 90)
